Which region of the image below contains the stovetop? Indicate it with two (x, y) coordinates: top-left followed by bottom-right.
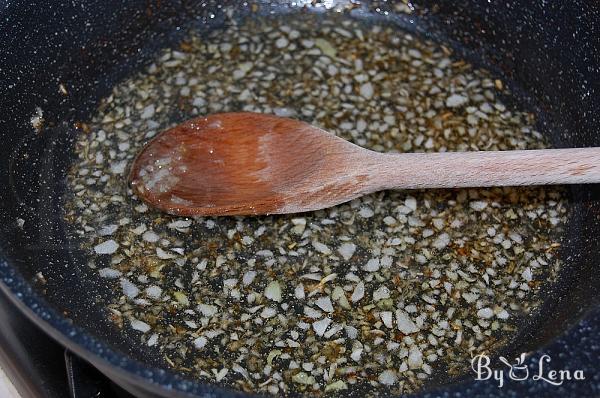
(0, 287), (133, 398)
(0, 367), (20, 397)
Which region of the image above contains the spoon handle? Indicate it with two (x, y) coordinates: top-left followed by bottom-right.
(374, 147), (600, 189)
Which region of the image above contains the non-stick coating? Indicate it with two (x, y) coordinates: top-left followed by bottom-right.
(0, 1), (599, 397)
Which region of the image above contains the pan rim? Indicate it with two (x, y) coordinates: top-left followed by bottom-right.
(1, 1), (599, 396)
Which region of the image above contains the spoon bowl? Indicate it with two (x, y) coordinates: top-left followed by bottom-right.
(129, 113), (373, 215)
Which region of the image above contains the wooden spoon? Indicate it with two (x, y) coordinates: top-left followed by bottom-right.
(129, 112), (600, 216)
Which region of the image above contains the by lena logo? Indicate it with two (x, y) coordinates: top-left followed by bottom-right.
(471, 353), (585, 388)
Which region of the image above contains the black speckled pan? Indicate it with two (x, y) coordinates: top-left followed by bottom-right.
(0, 1), (599, 397)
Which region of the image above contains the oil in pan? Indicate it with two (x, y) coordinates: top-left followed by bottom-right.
(63, 10), (567, 397)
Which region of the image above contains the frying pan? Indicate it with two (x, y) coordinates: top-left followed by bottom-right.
(1, 0), (599, 397)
